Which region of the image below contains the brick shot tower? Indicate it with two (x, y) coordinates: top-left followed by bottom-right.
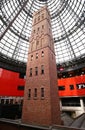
(22, 6), (61, 126)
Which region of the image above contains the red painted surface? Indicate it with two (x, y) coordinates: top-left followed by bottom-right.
(58, 75), (85, 97)
(0, 68), (25, 96)
(0, 68), (85, 97)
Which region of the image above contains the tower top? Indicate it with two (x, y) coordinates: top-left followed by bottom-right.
(29, 5), (54, 53)
(33, 6), (50, 17)
(32, 6), (50, 26)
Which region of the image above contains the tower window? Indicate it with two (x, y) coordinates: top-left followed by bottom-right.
(35, 67), (38, 75)
(34, 18), (36, 23)
(42, 25), (44, 29)
(33, 30), (35, 33)
(41, 51), (44, 57)
(36, 40), (39, 45)
(34, 88), (37, 98)
(28, 89), (31, 99)
(30, 68), (32, 76)
(42, 14), (44, 19)
(31, 55), (33, 61)
(36, 41), (39, 49)
(41, 65), (44, 74)
(38, 16), (40, 21)
(36, 53), (38, 59)
(41, 88), (44, 98)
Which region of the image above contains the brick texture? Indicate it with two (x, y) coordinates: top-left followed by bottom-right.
(22, 6), (61, 126)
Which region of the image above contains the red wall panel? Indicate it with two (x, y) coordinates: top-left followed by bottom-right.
(0, 68), (25, 96)
(58, 75), (85, 97)
(0, 68), (85, 97)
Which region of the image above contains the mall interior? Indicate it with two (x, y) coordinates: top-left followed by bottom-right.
(0, 0), (85, 130)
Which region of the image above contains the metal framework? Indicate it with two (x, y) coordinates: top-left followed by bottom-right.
(0, 0), (85, 72)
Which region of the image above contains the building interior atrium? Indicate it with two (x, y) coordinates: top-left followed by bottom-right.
(0, 0), (85, 70)
(0, 0), (85, 130)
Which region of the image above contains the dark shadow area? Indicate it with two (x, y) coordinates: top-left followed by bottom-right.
(0, 104), (22, 119)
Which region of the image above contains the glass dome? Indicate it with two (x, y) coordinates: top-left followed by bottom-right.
(0, 0), (85, 66)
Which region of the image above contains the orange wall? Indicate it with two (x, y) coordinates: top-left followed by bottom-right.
(58, 75), (85, 97)
(0, 68), (25, 96)
(0, 68), (85, 97)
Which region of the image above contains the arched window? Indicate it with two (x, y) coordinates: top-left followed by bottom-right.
(30, 68), (32, 76)
(31, 55), (33, 61)
(38, 27), (40, 31)
(28, 89), (31, 99)
(36, 53), (38, 59)
(38, 16), (40, 21)
(41, 65), (44, 74)
(41, 88), (44, 98)
(33, 30), (35, 33)
(34, 88), (37, 98)
(41, 51), (44, 57)
(42, 25), (44, 29)
(34, 18), (36, 23)
(35, 67), (38, 75)
(42, 14), (44, 19)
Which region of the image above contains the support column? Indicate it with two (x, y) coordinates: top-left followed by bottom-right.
(80, 98), (85, 113)
(60, 99), (62, 111)
(75, 97), (85, 117)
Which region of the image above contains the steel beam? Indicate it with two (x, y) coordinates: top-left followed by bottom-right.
(0, 0), (29, 41)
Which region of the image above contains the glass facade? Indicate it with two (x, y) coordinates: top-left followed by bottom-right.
(0, 0), (85, 65)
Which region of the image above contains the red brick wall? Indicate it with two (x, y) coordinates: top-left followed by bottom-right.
(22, 47), (61, 126)
(22, 6), (61, 126)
